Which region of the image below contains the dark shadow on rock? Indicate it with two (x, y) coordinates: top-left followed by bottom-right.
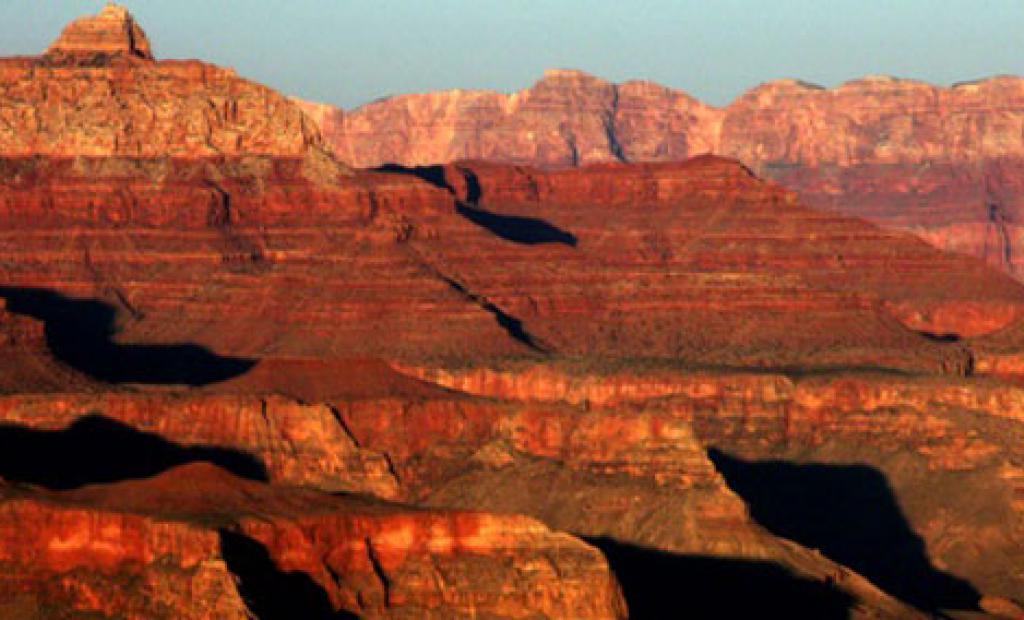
(917, 331), (962, 343)
(220, 530), (357, 620)
(375, 163), (455, 194)
(0, 287), (255, 385)
(455, 204), (578, 246)
(707, 449), (981, 614)
(435, 273), (549, 353)
(587, 537), (855, 620)
(0, 415), (267, 489)
(460, 167), (482, 204)
(374, 163), (576, 246)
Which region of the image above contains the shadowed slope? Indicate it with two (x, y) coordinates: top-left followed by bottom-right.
(376, 163), (578, 246)
(0, 415), (268, 489)
(588, 537), (855, 620)
(219, 530), (357, 620)
(455, 203), (578, 246)
(708, 449), (980, 613)
(0, 287), (255, 385)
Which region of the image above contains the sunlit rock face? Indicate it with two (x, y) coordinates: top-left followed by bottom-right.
(307, 71), (1024, 279)
(294, 69), (720, 169)
(1, 1), (321, 159)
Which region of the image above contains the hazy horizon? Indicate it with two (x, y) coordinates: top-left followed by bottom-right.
(3, 1), (1023, 110)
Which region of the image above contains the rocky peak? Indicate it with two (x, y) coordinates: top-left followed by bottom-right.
(534, 68), (612, 89)
(45, 2), (154, 61)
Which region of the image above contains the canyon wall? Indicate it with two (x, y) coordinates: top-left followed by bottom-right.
(300, 70), (1024, 277)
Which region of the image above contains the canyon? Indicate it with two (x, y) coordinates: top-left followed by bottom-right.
(298, 69), (1024, 279)
(0, 4), (1021, 619)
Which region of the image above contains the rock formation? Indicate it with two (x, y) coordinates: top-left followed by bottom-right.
(303, 70), (1024, 279)
(2, 6), (1023, 369)
(45, 2), (154, 61)
(0, 5), (1022, 618)
(4, 4), (321, 159)
(0, 463), (626, 619)
(395, 360), (1024, 612)
(3, 152), (1023, 371)
(0, 374), (919, 618)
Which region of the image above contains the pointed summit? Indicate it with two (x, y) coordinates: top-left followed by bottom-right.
(45, 2), (154, 61)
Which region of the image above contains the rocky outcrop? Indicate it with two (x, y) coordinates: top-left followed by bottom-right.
(1, 3), (325, 160)
(307, 70), (1024, 278)
(0, 383), (921, 617)
(0, 463), (626, 619)
(45, 3), (154, 62)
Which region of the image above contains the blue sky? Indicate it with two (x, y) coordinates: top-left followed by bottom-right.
(3, 1), (1023, 109)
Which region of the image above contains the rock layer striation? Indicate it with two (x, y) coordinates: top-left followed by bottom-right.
(304, 70), (1024, 278)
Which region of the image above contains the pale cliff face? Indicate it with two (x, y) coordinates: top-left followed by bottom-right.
(315, 69), (723, 169)
(719, 75), (1024, 169)
(308, 71), (1024, 170)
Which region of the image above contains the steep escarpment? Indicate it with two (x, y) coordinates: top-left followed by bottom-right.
(723, 76), (1024, 279)
(309, 71), (1024, 172)
(310, 70), (1024, 278)
(296, 69), (720, 169)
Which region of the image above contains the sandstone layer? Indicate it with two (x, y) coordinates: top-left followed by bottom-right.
(403, 157), (1024, 370)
